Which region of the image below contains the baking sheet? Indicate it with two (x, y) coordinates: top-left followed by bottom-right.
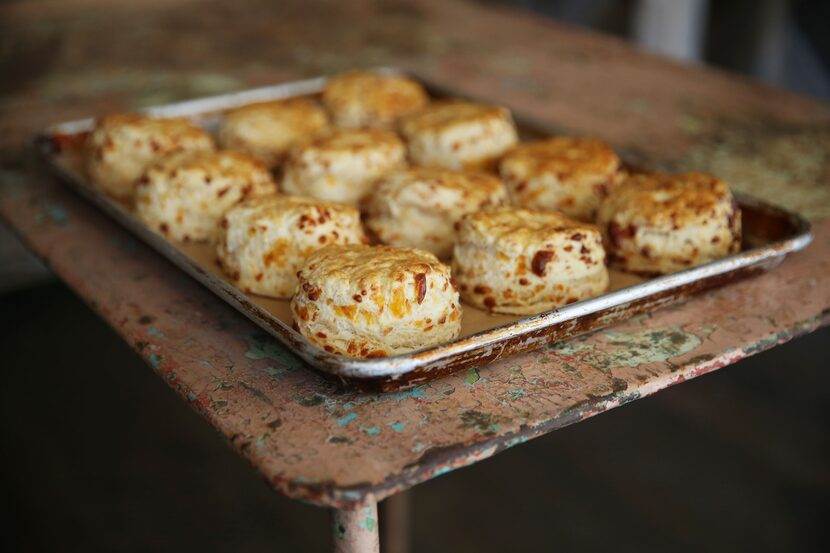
(36, 68), (813, 390)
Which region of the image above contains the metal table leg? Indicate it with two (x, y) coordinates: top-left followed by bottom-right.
(332, 500), (380, 553)
(381, 492), (411, 553)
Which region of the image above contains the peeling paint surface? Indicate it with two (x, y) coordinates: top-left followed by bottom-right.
(1, 0), (830, 510)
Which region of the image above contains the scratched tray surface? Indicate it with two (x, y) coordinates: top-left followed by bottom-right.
(36, 71), (813, 390)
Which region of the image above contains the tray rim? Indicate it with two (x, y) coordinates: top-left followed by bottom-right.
(34, 68), (814, 382)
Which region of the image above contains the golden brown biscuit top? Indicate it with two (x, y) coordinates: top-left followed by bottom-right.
(301, 245), (443, 286)
(302, 128), (404, 153)
(604, 172), (734, 226)
(147, 150), (270, 179)
(383, 167), (505, 196)
(223, 98), (328, 129)
(399, 100), (512, 136)
(501, 137), (620, 177)
(93, 113), (211, 141)
(234, 194), (360, 221)
(460, 206), (600, 247)
(323, 71), (427, 119)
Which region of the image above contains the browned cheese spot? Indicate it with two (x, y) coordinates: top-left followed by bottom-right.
(608, 221), (636, 249)
(531, 250), (555, 277)
(302, 282), (321, 301)
(414, 272), (427, 304)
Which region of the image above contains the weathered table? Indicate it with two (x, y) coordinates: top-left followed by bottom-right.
(2, 1), (829, 551)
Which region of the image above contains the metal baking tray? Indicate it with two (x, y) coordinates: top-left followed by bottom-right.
(35, 69), (813, 391)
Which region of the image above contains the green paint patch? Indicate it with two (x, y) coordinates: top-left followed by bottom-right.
(360, 426), (381, 436)
(238, 381), (274, 405)
(464, 367), (480, 385)
(263, 365), (291, 379)
(560, 362), (578, 373)
(337, 412), (357, 427)
(552, 327), (702, 373)
(460, 410), (508, 434)
(296, 393), (326, 407)
(549, 339), (594, 356)
(501, 388), (526, 402)
(388, 421), (406, 433)
(359, 508), (376, 532)
(389, 386), (428, 401)
(244, 332), (303, 370)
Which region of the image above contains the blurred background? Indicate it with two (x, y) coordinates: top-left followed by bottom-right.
(1, 0), (828, 551)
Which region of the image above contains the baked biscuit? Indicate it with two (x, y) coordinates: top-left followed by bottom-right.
(399, 100), (518, 170)
(323, 70), (428, 128)
(291, 245), (462, 358)
(453, 206), (609, 315)
(281, 129), (406, 204)
(86, 113), (214, 201)
(218, 98), (329, 168)
(597, 172), (741, 274)
(136, 150), (276, 242)
(500, 137), (621, 221)
(365, 167), (508, 258)
(217, 196), (366, 298)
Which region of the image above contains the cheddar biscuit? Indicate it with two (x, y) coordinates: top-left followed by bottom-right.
(597, 172), (741, 274)
(399, 100), (518, 170)
(500, 137), (620, 221)
(291, 245), (462, 357)
(322, 70), (428, 128)
(136, 150), (276, 242)
(86, 113), (214, 201)
(365, 167), (508, 258)
(217, 195), (366, 298)
(218, 98), (329, 168)
(453, 206), (609, 315)
(281, 129), (406, 204)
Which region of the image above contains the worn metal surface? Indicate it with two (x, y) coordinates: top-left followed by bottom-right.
(1, 0), (829, 510)
(332, 501), (380, 553)
(36, 73), (813, 388)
